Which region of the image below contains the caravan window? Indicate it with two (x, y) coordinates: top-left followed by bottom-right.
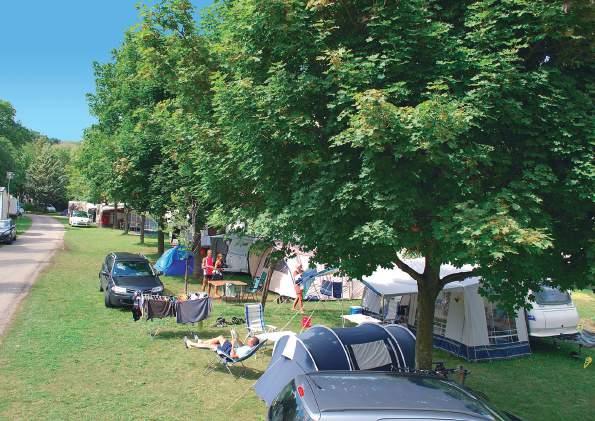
(534, 287), (571, 306)
(484, 302), (518, 344)
(433, 292), (450, 337)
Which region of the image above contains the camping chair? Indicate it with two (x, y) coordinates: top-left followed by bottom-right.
(245, 303), (277, 340)
(204, 339), (268, 380)
(246, 271), (267, 301)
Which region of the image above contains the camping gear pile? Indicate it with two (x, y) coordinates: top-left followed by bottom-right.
(248, 245), (366, 301)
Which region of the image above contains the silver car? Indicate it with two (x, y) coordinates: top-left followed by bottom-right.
(268, 371), (522, 421)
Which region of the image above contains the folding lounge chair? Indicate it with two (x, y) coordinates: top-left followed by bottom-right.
(204, 339), (268, 380)
(245, 303), (277, 340)
(246, 271), (267, 301)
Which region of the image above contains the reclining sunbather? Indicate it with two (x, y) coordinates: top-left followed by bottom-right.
(184, 330), (260, 359)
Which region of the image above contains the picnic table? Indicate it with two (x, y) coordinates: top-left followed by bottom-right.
(341, 313), (382, 326)
(208, 280), (248, 302)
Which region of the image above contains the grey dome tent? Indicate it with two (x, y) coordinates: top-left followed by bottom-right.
(254, 323), (416, 405)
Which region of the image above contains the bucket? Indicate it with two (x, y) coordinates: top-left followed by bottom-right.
(349, 306), (363, 315)
(225, 283), (236, 297)
(301, 316), (312, 329)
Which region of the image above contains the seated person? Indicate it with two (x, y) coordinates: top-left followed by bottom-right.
(184, 330), (260, 359)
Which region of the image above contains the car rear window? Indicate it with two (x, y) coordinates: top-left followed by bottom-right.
(534, 287), (571, 305)
(269, 381), (313, 421)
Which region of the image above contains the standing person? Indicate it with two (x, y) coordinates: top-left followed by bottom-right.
(202, 250), (214, 291)
(292, 264), (305, 314)
(213, 253), (224, 280)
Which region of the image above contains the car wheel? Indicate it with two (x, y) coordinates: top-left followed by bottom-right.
(104, 292), (113, 308)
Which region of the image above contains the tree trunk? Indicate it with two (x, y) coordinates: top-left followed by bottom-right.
(140, 213), (146, 244)
(260, 260), (277, 310)
(192, 216), (202, 279)
(157, 216), (165, 257)
(112, 201), (118, 229)
(415, 280), (440, 370)
(184, 254), (189, 295)
(123, 204), (130, 234)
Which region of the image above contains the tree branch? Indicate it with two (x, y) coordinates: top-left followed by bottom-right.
(440, 270), (477, 287)
(394, 255), (423, 282)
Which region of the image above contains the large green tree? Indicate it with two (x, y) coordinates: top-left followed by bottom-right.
(25, 140), (69, 208)
(86, 0), (214, 255)
(206, 0), (594, 368)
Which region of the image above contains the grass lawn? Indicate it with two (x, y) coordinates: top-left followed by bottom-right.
(15, 215), (32, 235)
(573, 290), (595, 331)
(0, 223), (593, 420)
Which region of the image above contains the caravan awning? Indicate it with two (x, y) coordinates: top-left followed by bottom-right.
(361, 258), (479, 297)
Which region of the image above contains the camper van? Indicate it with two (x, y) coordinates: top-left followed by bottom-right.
(526, 287), (580, 338)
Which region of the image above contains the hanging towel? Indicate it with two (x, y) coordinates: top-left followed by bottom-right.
(146, 299), (175, 320)
(176, 297), (212, 324)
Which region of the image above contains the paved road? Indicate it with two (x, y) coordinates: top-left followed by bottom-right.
(0, 214), (64, 337)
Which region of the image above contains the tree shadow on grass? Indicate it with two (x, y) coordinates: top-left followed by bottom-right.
(205, 365), (264, 381)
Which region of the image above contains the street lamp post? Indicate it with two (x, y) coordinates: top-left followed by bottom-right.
(6, 171), (14, 218)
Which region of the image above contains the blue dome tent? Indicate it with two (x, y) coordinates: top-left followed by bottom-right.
(254, 323), (416, 405)
(154, 245), (193, 276)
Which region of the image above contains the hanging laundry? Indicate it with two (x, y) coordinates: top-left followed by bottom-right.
(146, 298), (176, 320)
(131, 292), (144, 321)
(176, 297), (212, 324)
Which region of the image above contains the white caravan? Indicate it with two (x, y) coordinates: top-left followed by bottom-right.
(526, 286), (580, 337)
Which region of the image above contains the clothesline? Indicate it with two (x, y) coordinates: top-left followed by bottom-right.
(132, 292), (213, 336)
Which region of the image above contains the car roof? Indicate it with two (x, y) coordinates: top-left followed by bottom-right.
(298, 371), (501, 420)
(110, 252), (147, 261)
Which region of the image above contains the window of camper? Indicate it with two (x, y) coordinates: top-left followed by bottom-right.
(484, 302), (519, 344)
(433, 292), (450, 336)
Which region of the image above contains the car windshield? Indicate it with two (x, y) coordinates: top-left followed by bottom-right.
(534, 287), (571, 305)
(0, 220), (11, 229)
(112, 261), (153, 276)
(72, 211), (88, 217)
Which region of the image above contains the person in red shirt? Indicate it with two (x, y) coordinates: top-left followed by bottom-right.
(202, 249), (214, 291)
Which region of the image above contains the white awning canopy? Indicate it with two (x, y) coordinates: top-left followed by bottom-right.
(361, 258), (479, 297)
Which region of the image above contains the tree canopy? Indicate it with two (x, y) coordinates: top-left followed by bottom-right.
(81, 0), (594, 368)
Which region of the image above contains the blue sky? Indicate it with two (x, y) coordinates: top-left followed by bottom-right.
(0, 0), (212, 141)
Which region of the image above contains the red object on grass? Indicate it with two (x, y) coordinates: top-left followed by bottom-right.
(301, 316), (312, 329)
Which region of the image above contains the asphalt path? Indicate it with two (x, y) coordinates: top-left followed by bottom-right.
(0, 214), (64, 337)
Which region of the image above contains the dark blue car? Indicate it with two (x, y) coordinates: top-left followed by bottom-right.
(0, 219), (16, 244)
(99, 252), (164, 307)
